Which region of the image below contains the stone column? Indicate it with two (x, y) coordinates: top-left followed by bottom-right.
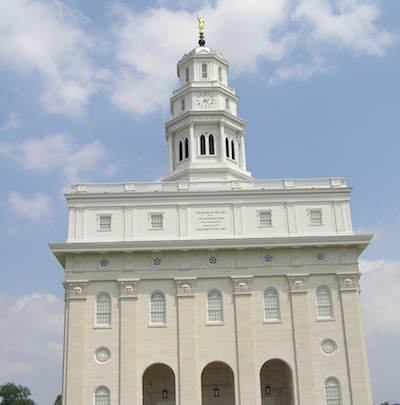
(63, 281), (89, 405)
(238, 131), (246, 170)
(337, 273), (372, 404)
(189, 123), (195, 164)
(287, 274), (316, 405)
(175, 278), (199, 405)
(167, 132), (174, 171)
(219, 121), (226, 163)
(118, 279), (140, 405)
(231, 277), (259, 405)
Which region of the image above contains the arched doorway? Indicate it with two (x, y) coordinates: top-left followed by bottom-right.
(201, 361), (235, 405)
(260, 359), (293, 405)
(143, 363), (175, 405)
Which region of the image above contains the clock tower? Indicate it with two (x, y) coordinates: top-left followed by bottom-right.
(163, 32), (252, 182)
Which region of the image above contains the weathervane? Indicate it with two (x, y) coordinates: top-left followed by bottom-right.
(196, 13), (206, 46)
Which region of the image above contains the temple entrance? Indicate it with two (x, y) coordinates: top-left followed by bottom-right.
(201, 361), (235, 405)
(260, 359), (293, 405)
(143, 363), (175, 405)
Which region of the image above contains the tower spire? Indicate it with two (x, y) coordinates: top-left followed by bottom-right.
(196, 13), (206, 46)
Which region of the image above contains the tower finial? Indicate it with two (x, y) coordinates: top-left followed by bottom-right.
(196, 13), (206, 46)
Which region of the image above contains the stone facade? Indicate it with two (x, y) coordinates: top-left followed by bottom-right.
(51, 40), (373, 405)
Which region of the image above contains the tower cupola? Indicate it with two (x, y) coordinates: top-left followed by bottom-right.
(163, 17), (252, 182)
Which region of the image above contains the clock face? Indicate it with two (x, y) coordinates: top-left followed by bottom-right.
(196, 93), (215, 108)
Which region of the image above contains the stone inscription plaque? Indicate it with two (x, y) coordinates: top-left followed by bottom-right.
(193, 209), (230, 232)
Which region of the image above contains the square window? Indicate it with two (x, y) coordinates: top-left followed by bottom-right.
(98, 215), (112, 231)
(309, 209), (323, 225)
(150, 214), (163, 230)
(258, 211), (272, 227)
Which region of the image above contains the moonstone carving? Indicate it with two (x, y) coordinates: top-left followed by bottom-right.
(117, 279), (140, 297)
(175, 278), (197, 296)
(337, 273), (360, 291)
(288, 275), (309, 293)
(64, 281), (89, 299)
(231, 277), (253, 294)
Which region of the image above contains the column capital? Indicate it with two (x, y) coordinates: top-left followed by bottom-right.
(63, 280), (89, 299)
(175, 277), (197, 296)
(337, 273), (360, 291)
(118, 279), (140, 298)
(287, 274), (309, 293)
(231, 276), (253, 295)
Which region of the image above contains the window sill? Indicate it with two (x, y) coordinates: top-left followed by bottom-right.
(206, 322), (225, 327)
(93, 325), (112, 330)
(263, 320), (282, 324)
(317, 318), (335, 322)
(148, 324), (167, 328)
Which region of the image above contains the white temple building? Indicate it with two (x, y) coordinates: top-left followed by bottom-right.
(50, 24), (373, 405)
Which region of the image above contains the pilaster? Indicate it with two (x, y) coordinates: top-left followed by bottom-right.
(118, 279), (140, 405)
(231, 277), (259, 405)
(175, 278), (199, 405)
(337, 273), (372, 404)
(287, 274), (315, 405)
(63, 281), (89, 405)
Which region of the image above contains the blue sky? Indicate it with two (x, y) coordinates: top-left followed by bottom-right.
(0, 0), (399, 404)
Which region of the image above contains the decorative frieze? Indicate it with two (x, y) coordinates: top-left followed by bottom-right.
(118, 279), (140, 298)
(287, 274), (309, 293)
(175, 278), (197, 296)
(64, 280), (89, 299)
(231, 277), (253, 295)
(337, 273), (360, 291)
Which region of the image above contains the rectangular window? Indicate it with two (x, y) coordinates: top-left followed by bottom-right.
(181, 98), (185, 111)
(185, 67), (189, 83)
(309, 209), (323, 225)
(225, 98), (230, 110)
(201, 64), (207, 78)
(98, 215), (112, 231)
(150, 214), (163, 230)
(218, 66), (222, 81)
(258, 211), (272, 227)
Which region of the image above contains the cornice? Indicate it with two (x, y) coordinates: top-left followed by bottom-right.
(49, 234), (372, 267)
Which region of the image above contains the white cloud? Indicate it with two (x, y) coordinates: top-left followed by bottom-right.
(0, 293), (63, 402)
(0, 112), (21, 133)
(7, 192), (52, 223)
(360, 259), (400, 336)
(106, 0), (395, 117)
(293, 0), (395, 57)
(0, 0), (106, 117)
(0, 1), (395, 118)
(0, 133), (113, 183)
(268, 57), (335, 85)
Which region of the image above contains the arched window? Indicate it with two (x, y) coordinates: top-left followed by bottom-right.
(325, 378), (341, 405)
(264, 288), (280, 320)
(96, 293), (111, 325)
(200, 135), (206, 155)
(316, 286), (333, 318)
(209, 134), (215, 155)
(231, 140), (235, 160)
(179, 141), (183, 161)
(225, 138), (230, 157)
(94, 386), (110, 405)
(185, 138), (189, 159)
(207, 290), (223, 323)
(150, 291), (166, 324)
